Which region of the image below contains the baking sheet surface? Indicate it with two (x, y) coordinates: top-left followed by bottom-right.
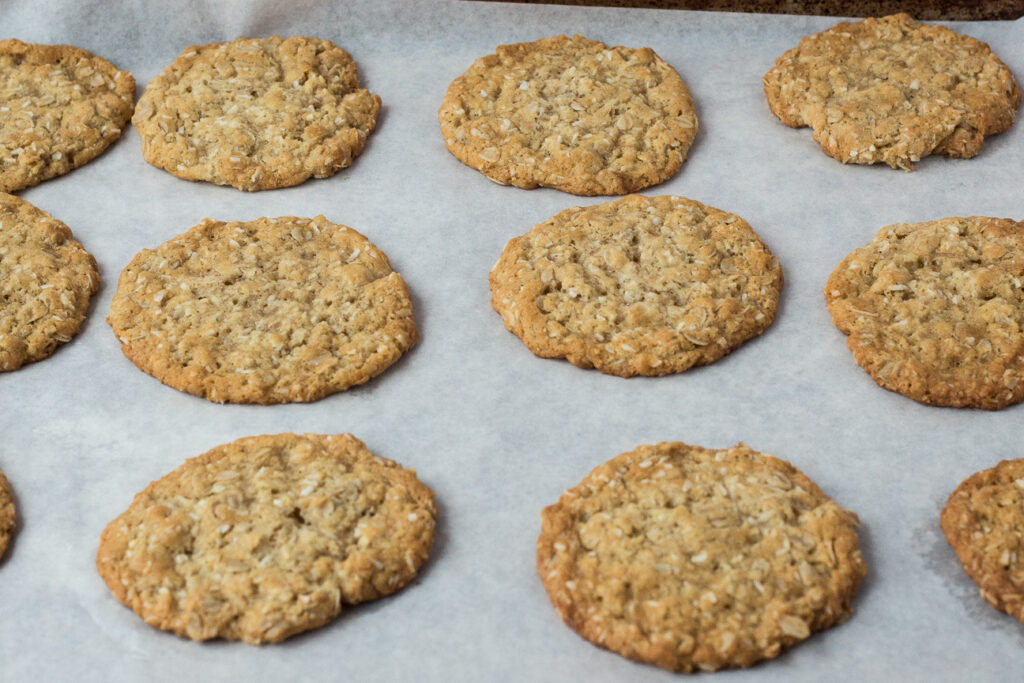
(1, 1), (1022, 680)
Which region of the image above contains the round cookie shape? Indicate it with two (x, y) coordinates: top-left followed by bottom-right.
(0, 39), (135, 192)
(0, 193), (100, 371)
(942, 458), (1024, 626)
(96, 433), (437, 644)
(438, 35), (698, 196)
(107, 215), (416, 404)
(763, 14), (1020, 170)
(0, 470), (14, 559)
(826, 216), (1024, 410)
(489, 195), (782, 377)
(133, 36), (381, 191)
(538, 442), (865, 672)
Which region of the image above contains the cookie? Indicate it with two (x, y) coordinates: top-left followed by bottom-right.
(96, 433), (436, 644)
(0, 470), (14, 559)
(0, 39), (135, 192)
(133, 36), (381, 191)
(438, 35), (697, 195)
(763, 14), (1020, 170)
(826, 216), (1024, 410)
(489, 195), (782, 377)
(0, 193), (100, 371)
(538, 442), (866, 672)
(107, 215), (416, 404)
(942, 458), (1024, 626)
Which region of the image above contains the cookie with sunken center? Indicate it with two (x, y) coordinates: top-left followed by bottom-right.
(538, 441), (866, 672)
(826, 216), (1024, 409)
(133, 36), (380, 191)
(0, 192), (100, 371)
(96, 433), (437, 644)
(107, 215), (416, 404)
(763, 14), (1020, 170)
(489, 194), (782, 377)
(0, 39), (135, 191)
(0, 470), (14, 559)
(438, 34), (697, 195)
(942, 459), (1024, 627)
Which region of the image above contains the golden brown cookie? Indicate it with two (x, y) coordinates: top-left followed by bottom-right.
(763, 14), (1020, 170)
(942, 459), (1024, 627)
(490, 195), (782, 377)
(0, 470), (14, 560)
(107, 215), (416, 404)
(438, 35), (697, 195)
(538, 442), (866, 672)
(0, 39), (135, 192)
(96, 433), (437, 644)
(0, 193), (100, 371)
(133, 36), (381, 191)
(826, 216), (1024, 410)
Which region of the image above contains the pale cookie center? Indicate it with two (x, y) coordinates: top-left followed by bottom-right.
(526, 210), (774, 345)
(841, 223), (1024, 368)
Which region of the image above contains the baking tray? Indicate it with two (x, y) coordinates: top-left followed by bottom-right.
(0, 1), (1021, 680)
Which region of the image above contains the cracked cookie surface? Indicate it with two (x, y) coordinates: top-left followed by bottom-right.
(107, 215), (416, 404)
(942, 459), (1024, 627)
(0, 470), (13, 559)
(0, 193), (100, 371)
(489, 195), (782, 377)
(96, 433), (437, 644)
(133, 36), (380, 191)
(439, 35), (697, 195)
(763, 14), (1020, 170)
(0, 39), (134, 191)
(538, 442), (866, 672)
(826, 216), (1024, 409)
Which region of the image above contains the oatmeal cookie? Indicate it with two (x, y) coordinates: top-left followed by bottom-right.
(439, 35), (697, 195)
(107, 215), (416, 404)
(0, 193), (100, 371)
(0, 39), (134, 191)
(538, 442), (866, 672)
(942, 459), (1024, 627)
(763, 14), (1020, 170)
(826, 216), (1024, 409)
(490, 195), (782, 377)
(0, 470), (14, 559)
(133, 36), (380, 191)
(96, 433), (437, 644)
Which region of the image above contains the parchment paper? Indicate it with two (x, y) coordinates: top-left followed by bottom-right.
(0, 1), (1022, 680)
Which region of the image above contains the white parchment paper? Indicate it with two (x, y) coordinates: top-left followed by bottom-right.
(0, 1), (1022, 680)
